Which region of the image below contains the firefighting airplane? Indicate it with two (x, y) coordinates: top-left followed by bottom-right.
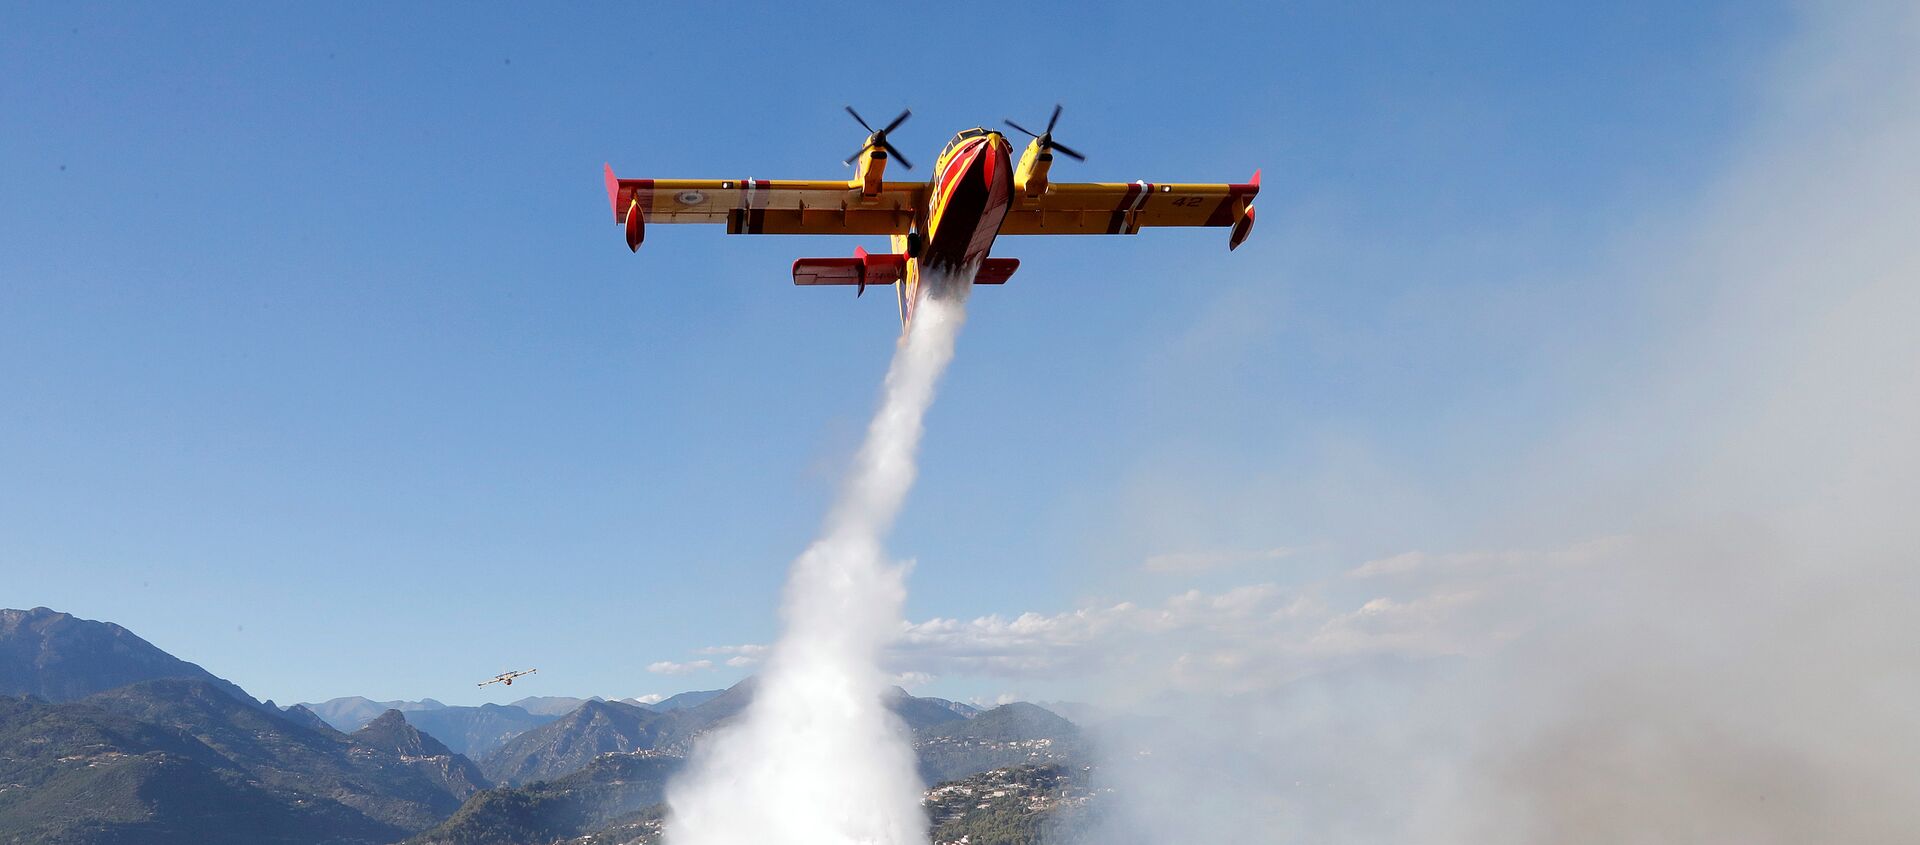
(603, 105), (1259, 331)
(477, 669), (536, 688)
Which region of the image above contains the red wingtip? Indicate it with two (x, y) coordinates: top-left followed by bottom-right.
(604, 163), (620, 219)
(1250, 167), (1261, 187)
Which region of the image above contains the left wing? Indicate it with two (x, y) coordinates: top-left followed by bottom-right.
(999, 170), (1260, 238)
(605, 165), (924, 236)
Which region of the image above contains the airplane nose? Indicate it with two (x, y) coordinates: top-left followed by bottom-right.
(980, 136), (1006, 186)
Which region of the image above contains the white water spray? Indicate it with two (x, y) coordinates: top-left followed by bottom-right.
(665, 279), (971, 845)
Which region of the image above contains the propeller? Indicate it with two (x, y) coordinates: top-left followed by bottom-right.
(1004, 104), (1085, 162)
(844, 106), (913, 170)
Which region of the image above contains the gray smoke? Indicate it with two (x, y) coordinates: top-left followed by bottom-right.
(1077, 4), (1920, 843)
(665, 281), (971, 845)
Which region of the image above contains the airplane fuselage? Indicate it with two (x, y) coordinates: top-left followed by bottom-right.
(893, 130), (1014, 329)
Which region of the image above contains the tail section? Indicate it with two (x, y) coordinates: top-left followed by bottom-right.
(792, 247), (907, 298)
(891, 234), (919, 332)
(792, 243), (1018, 334)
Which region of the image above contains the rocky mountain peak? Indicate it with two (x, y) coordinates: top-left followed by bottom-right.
(0, 606), (258, 705)
(353, 709), (454, 758)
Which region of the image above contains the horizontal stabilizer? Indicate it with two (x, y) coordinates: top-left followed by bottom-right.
(793, 248), (907, 296)
(792, 257), (866, 286)
(974, 258), (1019, 285)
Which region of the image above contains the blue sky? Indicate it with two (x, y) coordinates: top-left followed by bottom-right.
(1, 2), (1797, 706)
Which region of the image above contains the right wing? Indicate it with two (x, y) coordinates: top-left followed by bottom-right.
(605, 165), (925, 235)
(999, 172), (1260, 235)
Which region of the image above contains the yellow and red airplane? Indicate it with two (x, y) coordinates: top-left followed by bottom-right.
(604, 105), (1259, 331)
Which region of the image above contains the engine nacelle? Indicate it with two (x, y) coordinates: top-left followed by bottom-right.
(1015, 139), (1052, 197)
(854, 148), (889, 197)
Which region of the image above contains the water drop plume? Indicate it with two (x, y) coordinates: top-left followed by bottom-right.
(666, 277), (972, 845)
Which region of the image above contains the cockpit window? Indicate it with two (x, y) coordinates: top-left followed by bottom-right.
(939, 128), (991, 163)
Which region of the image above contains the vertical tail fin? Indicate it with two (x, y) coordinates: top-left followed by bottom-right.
(890, 234), (918, 334)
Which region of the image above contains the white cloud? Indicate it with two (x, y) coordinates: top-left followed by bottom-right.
(1347, 538), (1627, 580)
(970, 692), (1022, 708)
(1347, 550), (1428, 578)
(650, 644), (770, 671)
(877, 559), (1571, 694)
(1309, 590), (1488, 654)
(1141, 546), (1295, 573)
(659, 540), (1610, 698)
(889, 671), (935, 690)
(695, 644), (768, 658)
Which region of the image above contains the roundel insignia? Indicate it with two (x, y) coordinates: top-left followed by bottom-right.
(675, 190), (706, 206)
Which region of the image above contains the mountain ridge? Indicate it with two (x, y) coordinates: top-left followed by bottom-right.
(1, 679), (477, 843)
(0, 607), (260, 707)
(1, 606), (1098, 845)
(353, 710), (492, 801)
(481, 698), (672, 785)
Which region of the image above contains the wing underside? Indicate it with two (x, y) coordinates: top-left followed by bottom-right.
(604, 165), (1259, 247)
(1000, 176), (1260, 235)
(606, 166), (923, 235)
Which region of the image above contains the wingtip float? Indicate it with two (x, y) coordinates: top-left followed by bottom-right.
(605, 105), (1259, 332)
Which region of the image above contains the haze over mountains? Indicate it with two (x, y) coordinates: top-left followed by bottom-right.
(0, 607), (1095, 844)
(295, 693), (718, 758)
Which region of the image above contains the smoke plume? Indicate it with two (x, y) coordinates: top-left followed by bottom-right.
(1071, 4), (1920, 843)
(665, 281), (971, 845)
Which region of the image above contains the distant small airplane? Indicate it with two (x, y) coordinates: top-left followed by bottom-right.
(604, 104), (1259, 332)
(478, 668), (537, 688)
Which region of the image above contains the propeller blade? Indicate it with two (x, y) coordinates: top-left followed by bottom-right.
(882, 108), (912, 134)
(1010, 107), (1085, 160)
(845, 106), (874, 133)
(846, 107), (911, 167)
(1049, 140), (1086, 162)
(880, 139), (913, 170)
